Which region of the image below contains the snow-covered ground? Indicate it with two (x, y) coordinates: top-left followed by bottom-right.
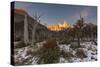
(59, 42), (97, 63)
(14, 41), (97, 65)
(14, 41), (46, 65)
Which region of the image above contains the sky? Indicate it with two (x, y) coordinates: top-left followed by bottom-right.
(14, 1), (97, 26)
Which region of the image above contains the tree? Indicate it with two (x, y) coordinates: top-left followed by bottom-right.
(73, 15), (84, 47)
(31, 13), (42, 47)
(24, 14), (29, 45)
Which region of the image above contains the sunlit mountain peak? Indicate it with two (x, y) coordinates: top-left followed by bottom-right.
(47, 20), (70, 31)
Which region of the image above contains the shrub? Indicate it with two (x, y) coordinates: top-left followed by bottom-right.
(14, 41), (29, 48)
(61, 50), (74, 60)
(14, 41), (24, 48)
(59, 40), (70, 45)
(35, 39), (60, 64)
(70, 42), (81, 49)
(75, 48), (87, 59)
(43, 39), (57, 49)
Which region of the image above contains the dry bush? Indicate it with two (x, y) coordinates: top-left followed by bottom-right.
(43, 39), (57, 49)
(35, 39), (60, 64)
(61, 50), (74, 60)
(75, 48), (87, 59)
(70, 42), (81, 49)
(14, 41), (26, 48)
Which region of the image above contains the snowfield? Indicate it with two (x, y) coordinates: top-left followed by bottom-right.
(14, 41), (97, 65)
(59, 42), (97, 62)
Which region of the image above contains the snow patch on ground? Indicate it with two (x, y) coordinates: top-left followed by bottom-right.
(59, 57), (68, 63)
(58, 42), (97, 62)
(58, 44), (71, 52)
(14, 41), (97, 65)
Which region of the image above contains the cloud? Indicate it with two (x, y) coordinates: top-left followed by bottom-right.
(81, 8), (90, 18)
(72, 8), (90, 20)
